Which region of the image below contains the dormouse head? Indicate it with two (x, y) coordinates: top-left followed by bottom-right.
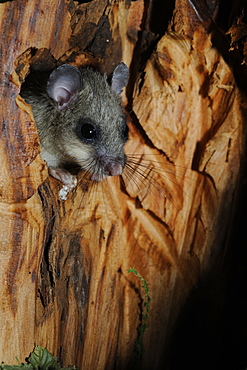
(46, 63), (129, 181)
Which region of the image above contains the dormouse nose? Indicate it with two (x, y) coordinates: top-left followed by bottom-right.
(107, 162), (124, 176)
(104, 155), (126, 176)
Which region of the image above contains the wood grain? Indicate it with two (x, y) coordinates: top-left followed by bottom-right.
(0, 0), (245, 369)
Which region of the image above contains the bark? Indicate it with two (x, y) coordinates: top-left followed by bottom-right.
(0, 0), (246, 369)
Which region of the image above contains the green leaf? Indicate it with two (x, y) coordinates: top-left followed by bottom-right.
(128, 267), (152, 365)
(0, 346), (79, 370)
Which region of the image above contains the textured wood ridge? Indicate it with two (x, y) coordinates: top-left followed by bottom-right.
(0, 0), (246, 369)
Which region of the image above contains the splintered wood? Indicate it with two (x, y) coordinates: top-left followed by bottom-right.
(0, 0), (245, 369)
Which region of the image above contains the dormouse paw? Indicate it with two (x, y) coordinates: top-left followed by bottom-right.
(58, 181), (77, 200)
(49, 168), (78, 200)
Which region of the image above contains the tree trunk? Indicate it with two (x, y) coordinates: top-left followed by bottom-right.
(0, 0), (246, 369)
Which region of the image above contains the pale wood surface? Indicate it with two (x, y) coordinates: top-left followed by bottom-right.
(0, 0), (245, 369)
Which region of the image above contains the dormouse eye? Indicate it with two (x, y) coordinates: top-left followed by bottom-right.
(81, 123), (97, 140)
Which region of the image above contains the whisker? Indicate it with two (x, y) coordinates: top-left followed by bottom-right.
(124, 163), (169, 199)
(127, 155), (198, 185)
(127, 158), (197, 187)
(123, 163), (181, 215)
(125, 158), (196, 201)
(122, 165), (164, 213)
(126, 151), (219, 167)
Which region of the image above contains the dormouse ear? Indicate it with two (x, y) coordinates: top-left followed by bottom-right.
(111, 62), (129, 95)
(47, 64), (82, 110)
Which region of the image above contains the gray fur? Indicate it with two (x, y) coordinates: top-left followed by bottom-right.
(21, 63), (129, 182)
